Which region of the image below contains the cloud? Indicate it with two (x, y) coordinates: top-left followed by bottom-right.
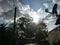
(52, 0), (60, 5)
(1, 9), (21, 20)
(37, 8), (43, 13)
(43, 3), (48, 8)
(0, 0), (22, 12)
(1, 8), (30, 21)
(0, 0), (13, 12)
(43, 13), (57, 23)
(0, 0), (29, 20)
(0, 0), (3, 2)
(0, 7), (4, 12)
(47, 20), (58, 32)
(57, 9), (60, 14)
(20, 5), (30, 14)
(52, 0), (57, 4)
(0, 0), (57, 25)
(0, 0), (42, 23)
(28, 9), (41, 23)
(0, 0), (58, 31)
(18, 3), (41, 23)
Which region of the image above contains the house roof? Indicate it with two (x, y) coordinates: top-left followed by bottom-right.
(48, 26), (60, 34)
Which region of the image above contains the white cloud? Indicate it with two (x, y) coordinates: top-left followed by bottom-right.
(52, 0), (60, 5)
(47, 19), (59, 32)
(20, 5), (30, 14)
(0, 0), (41, 23)
(28, 9), (40, 23)
(0, 7), (4, 12)
(43, 13), (57, 23)
(0, 0), (22, 12)
(0, 0), (42, 23)
(37, 8), (43, 13)
(52, 0), (57, 4)
(0, 0), (13, 12)
(15, 0), (60, 31)
(57, 9), (60, 14)
(0, 0), (23, 20)
(18, 3), (42, 23)
(43, 3), (48, 8)
(0, 0), (59, 31)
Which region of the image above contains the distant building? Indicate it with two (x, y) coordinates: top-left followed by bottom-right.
(48, 26), (60, 45)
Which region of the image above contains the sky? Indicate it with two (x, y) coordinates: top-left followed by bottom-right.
(0, 0), (60, 32)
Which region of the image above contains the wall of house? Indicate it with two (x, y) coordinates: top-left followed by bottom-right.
(48, 26), (60, 45)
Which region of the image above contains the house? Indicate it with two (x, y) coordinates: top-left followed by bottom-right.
(48, 26), (60, 45)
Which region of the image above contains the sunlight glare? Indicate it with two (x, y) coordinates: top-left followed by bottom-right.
(32, 14), (40, 24)
(32, 18), (39, 24)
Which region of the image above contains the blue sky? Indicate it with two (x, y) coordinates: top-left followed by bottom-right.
(0, 0), (60, 32)
(19, 0), (52, 11)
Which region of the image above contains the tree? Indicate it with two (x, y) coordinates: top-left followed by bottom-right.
(17, 17), (48, 44)
(17, 17), (32, 30)
(17, 17), (47, 38)
(0, 23), (17, 45)
(17, 17), (33, 38)
(35, 22), (48, 42)
(25, 23), (37, 38)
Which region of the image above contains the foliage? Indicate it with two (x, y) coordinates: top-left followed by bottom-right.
(0, 17), (48, 45)
(17, 17), (48, 41)
(35, 22), (48, 41)
(0, 24), (17, 45)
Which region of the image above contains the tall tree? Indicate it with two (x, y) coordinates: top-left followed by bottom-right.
(35, 22), (47, 42)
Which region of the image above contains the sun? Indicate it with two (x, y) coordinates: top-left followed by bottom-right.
(28, 10), (40, 24)
(32, 18), (39, 24)
(31, 14), (40, 24)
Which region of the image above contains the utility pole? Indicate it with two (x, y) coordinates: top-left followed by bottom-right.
(13, 7), (17, 32)
(12, 7), (17, 45)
